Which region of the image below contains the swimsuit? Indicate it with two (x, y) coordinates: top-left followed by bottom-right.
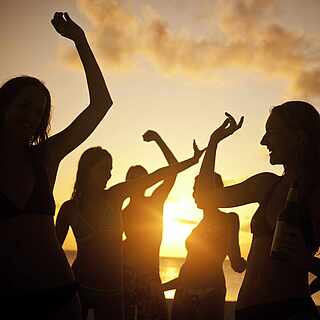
(0, 152), (55, 219)
(237, 178), (319, 319)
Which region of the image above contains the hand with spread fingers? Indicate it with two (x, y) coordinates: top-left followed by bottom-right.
(51, 12), (85, 42)
(210, 112), (244, 143)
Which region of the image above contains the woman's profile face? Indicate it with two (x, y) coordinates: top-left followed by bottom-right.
(89, 158), (112, 189)
(4, 86), (47, 143)
(260, 112), (299, 165)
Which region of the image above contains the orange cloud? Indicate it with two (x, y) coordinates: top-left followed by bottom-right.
(63, 0), (320, 97)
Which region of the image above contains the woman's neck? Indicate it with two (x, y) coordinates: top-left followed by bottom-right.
(202, 209), (220, 221)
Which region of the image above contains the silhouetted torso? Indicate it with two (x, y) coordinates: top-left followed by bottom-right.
(123, 195), (164, 278)
(237, 176), (317, 308)
(0, 146), (75, 293)
(67, 192), (123, 291)
(0, 148), (55, 219)
(179, 211), (235, 289)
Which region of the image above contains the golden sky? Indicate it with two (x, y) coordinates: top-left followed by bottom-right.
(1, 0), (320, 258)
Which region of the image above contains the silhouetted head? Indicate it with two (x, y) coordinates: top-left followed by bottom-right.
(126, 165), (148, 196)
(72, 147), (113, 201)
(260, 101), (320, 173)
(126, 165), (148, 181)
(0, 76), (51, 146)
(193, 173), (224, 209)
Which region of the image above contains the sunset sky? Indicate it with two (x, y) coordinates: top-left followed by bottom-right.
(1, 0), (320, 258)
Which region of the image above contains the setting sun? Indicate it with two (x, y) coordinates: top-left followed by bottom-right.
(3, 0), (320, 313)
(161, 198), (201, 258)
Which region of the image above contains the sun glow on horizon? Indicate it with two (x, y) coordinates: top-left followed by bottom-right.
(160, 198), (201, 258)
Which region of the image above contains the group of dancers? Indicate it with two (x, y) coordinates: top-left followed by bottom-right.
(1, 12), (319, 320)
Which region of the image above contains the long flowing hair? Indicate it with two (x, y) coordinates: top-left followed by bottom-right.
(72, 147), (112, 204)
(0, 76), (51, 145)
(271, 101), (320, 182)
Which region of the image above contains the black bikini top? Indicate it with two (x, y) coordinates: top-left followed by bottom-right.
(251, 177), (317, 251)
(0, 154), (55, 219)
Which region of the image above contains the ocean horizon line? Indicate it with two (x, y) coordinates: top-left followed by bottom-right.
(64, 249), (234, 262)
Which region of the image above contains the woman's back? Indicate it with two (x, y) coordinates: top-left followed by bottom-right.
(123, 195), (164, 276)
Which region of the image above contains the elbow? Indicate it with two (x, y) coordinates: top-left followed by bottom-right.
(92, 95), (113, 113)
(103, 96), (113, 111)
(108, 97), (113, 109)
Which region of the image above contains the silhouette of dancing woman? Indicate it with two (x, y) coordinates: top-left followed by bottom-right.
(56, 143), (204, 320)
(197, 105), (320, 320)
(0, 12), (113, 319)
(162, 172), (246, 320)
(122, 130), (180, 320)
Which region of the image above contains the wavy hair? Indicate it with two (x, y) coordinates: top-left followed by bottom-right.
(271, 101), (320, 177)
(72, 147), (112, 203)
(0, 76), (51, 145)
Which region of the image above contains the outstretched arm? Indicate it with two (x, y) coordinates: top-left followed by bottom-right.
(161, 277), (180, 291)
(227, 213), (246, 273)
(109, 145), (204, 204)
(46, 12), (113, 163)
(143, 130), (178, 202)
(55, 201), (73, 246)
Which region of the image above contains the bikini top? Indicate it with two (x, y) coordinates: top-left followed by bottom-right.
(0, 154), (55, 219)
(251, 177), (317, 250)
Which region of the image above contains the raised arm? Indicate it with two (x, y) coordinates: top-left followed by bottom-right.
(46, 12), (113, 163)
(109, 145), (204, 204)
(198, 113), (244, 192)
(55, 201), (73, 246)
(195, 113), (274, 208)
(227, 213), (246, 273)
(143, 130), (178, 201)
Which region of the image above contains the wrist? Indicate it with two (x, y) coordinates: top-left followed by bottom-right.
(74, 32), (87, 45)
(209, 134), (220, 144)
(154, 136), (162, 143)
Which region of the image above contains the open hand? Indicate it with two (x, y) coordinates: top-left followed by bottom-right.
(211, 112), (244, 142)
(193, 140), (206, 162)
(143, 130), (160, 142)
(51, 12), (85, 42)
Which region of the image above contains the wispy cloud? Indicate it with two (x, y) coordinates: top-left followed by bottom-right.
(64, 0), (320, 98)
